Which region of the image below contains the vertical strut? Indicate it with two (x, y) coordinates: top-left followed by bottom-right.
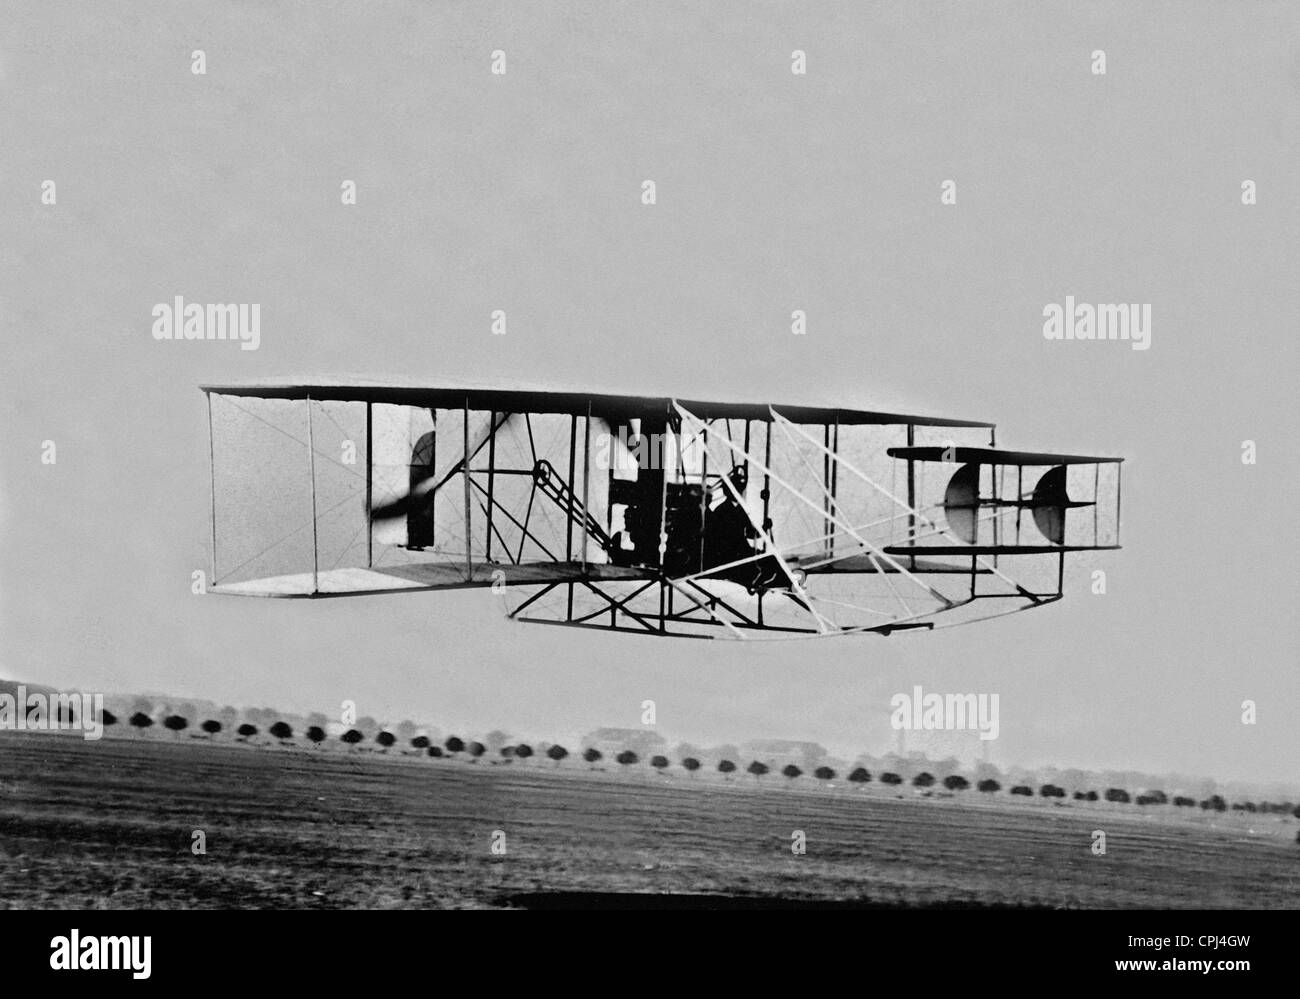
(207, 391), (218, 585)
(698, 422), (708, 574)
(582, 402), (591, 574)
(1115, 462), (1122, 545)
(906, 424), (916, 572)
(992, 464), (1000, 555)
(567, 414), (576, 620)
(306, 394), (319, 594)
(658, 404), (671, 632)
(822, 423), (831, 560)
(486, 410), (497, 562)
(1093, 462), (1100, 546)
(759, 417), (772, 626)
(365, 401), (372, 568)
(1016, 465), (1023, 547)
(463, 397), (471, 581)
(830, 418), (839, 561)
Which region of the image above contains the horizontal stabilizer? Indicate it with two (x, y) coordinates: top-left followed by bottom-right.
(888, 446), (1122, 466)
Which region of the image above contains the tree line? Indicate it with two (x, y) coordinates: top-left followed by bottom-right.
(100, 710), (1299, 820)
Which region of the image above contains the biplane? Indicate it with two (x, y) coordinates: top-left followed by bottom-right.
(200, 378), (1122, 640)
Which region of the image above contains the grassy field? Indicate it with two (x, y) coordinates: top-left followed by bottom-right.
(0, 732), (1295, 909)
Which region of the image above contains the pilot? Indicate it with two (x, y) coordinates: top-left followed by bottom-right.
(704, 466), (757, 571)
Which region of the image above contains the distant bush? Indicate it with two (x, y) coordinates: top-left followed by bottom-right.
(200, 719), (222, 736)
(747, 761), (770, 780)
(515, 744), (534, 762)
(977, 779), (1001, 793)
(340, 728), (363, 745)
(129, 712), (153, 731)
(880, 772), (902, 786)
(1143, 790), (1168, 805)
(410, 735), (430, 750)
(616, 750), (639, 767)
(1086, 790), (1099, 802)
(547, 744), (569, 765)
(306, 726), (326, 745)
(237, 723), (258, 741)
(427, 745), (443, 758)
(1010, 785), (1033, 797)
(1173, 796), (1196, 808)
(269, 721), (293, 741)
(650, 755), (669, 772)
(1040, 784), (1066, 799)
(583, 747), (603, 767)
(375, 731), (396, 750)
(848, 767), (871, 784)
(1073, 791), (1087, 800)
(942, 775), (969, 791)
(101, 710), (117, 727)
(681, 757), (701, 774)
(163, 715), (188, 734)
(1104, 788), (1131, 804)
(717, 759), (737, 777)
(467, 741), (486, 761)
(912, 772), (935, 788)
(781, 764), (803, 780)
(1293, 803), (1300, 820)
(445, 736), (465, 754)
(814, 766), (836, 782)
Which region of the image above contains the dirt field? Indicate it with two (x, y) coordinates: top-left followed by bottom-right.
(0, 732), (1295, 909)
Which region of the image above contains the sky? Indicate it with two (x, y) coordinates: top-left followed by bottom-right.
(2, 2), (1297, 784)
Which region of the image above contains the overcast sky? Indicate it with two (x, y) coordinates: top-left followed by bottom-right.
(3, 2), (1297, 784)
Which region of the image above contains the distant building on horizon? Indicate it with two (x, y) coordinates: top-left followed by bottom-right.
(742, 740), (829, 769)
(581, 727), (668, 759)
